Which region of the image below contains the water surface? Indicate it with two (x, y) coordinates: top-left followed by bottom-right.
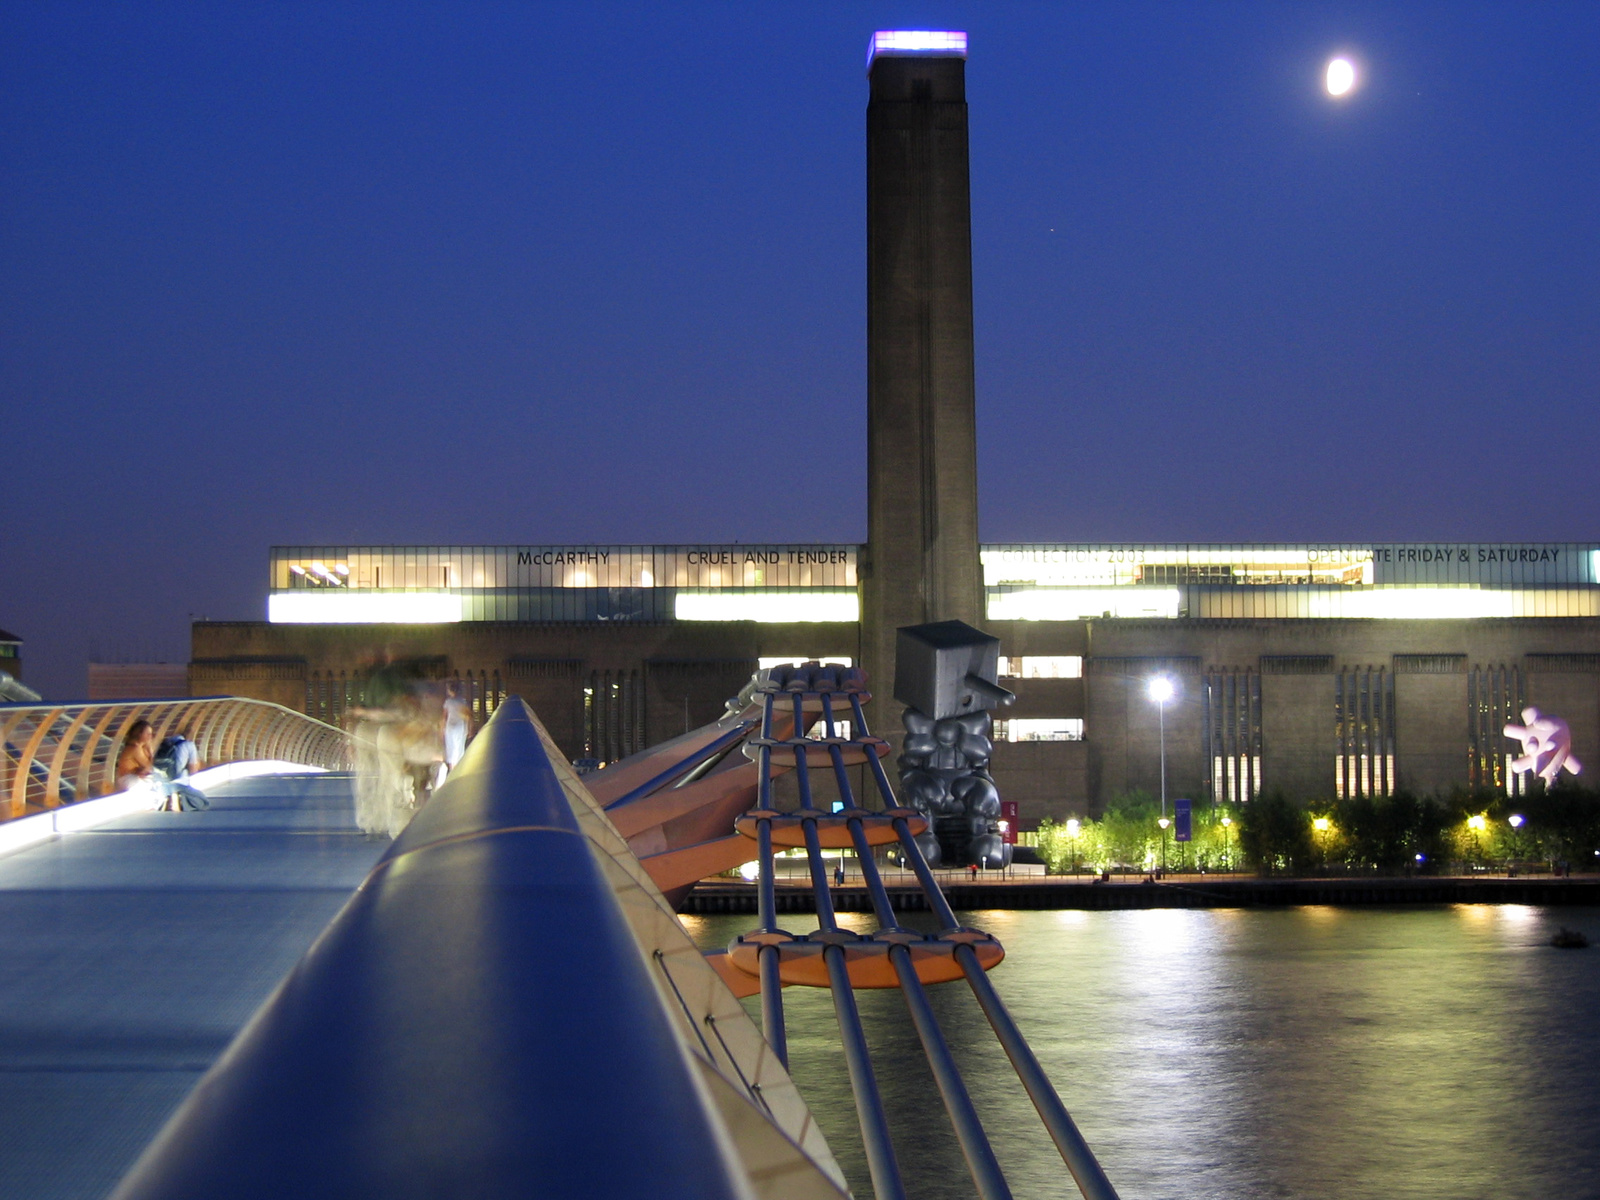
(682, 905), (1600, 1200)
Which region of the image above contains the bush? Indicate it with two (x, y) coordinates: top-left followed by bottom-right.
(1032, 784), (1600, 876)
(1036, 793), (1243, 874)
(1237, 790), (1312, 874)
(1330, 789), (1454, 871)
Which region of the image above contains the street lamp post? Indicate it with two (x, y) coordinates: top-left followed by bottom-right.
(1157, 816), (1171, 877)
(1313, 817), (1331, 870)
(1148, 676), (1174, 819)
(1066, 817), (1081, 875)
(1467, 814), (1487, 868)
(1508, 813), (1525, 873)
(1221, 815), (1232, 872)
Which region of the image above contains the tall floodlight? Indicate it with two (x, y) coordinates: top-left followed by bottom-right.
(1148, 676), (1175, 818)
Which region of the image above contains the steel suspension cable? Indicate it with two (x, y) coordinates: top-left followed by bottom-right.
(889, 945), (1012, 1200)
(755, 693), (787, 1067)
(830, 716), (1012, 1198)
(846, 689), (1116, 1196)
(791, 684), (904, 1200)
(955, 944), (1120, 1200)
(849, 693), (963, 932)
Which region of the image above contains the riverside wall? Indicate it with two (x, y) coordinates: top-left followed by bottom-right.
(679, 877), (1600, 914)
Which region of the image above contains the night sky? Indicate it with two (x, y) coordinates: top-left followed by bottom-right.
(4, 3), (1597, 698)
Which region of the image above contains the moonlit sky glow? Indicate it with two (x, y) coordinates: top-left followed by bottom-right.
(1326, 57), (1357, 95)
(3, 3), (1599, 697)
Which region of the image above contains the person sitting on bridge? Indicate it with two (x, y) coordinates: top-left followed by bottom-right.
(113, 720), (156, 794)
(153, 733), (210, 811)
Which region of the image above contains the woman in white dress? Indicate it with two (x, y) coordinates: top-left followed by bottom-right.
(440, 680), (470, 782)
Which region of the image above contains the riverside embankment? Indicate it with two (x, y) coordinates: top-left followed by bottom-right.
(679, 874), (1600, 913)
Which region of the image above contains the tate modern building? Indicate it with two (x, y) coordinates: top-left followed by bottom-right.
(189, 35), (1600, 823)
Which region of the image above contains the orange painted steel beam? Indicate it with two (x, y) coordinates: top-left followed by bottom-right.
(702, 949), (764, 999)
(583, 720), (755, 808)
(607, 760), (768, 841)
(734, 808), (927, 849)
(586, 706), (801, 810)
(638, 834), (754, 895)
(728, 930), (1004, 990)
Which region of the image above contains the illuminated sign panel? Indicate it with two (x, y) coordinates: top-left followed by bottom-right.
(264, 543), (1600, 624)
(981, 544), (1600, 588)
(271, 546), (857, 592)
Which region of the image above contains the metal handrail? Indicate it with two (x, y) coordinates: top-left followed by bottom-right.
(110, 697), (849, 1200)
(0, 697), (355, 819)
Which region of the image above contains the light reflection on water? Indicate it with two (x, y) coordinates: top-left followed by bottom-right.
(680, 905), (1600, 1200)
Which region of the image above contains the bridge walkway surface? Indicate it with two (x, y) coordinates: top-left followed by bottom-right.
(0, 772), (386, 1200)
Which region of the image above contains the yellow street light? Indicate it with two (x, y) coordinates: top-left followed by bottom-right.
(1313, 817), (1331, 832)
(1220, 815), (1233, 872)
(1466, 813), (1488, 866)
(1157, 816), (1171, 874)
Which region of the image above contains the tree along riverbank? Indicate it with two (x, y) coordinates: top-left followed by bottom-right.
(1029, 784), (1600, 878)
(678, 876), (1600, 914)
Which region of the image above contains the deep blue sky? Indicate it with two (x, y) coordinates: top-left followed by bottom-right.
(4, 2), (1597, 698)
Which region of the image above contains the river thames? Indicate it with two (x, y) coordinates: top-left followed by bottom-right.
(683, 905), (1600, 1200)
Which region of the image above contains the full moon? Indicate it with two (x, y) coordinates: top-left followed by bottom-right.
(1326, 57), (1356, 96)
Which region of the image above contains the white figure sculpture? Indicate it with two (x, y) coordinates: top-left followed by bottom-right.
(1503, 706), (1582, 784)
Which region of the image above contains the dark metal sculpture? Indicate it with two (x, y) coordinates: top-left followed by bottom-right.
(893, 621), (1014, 868)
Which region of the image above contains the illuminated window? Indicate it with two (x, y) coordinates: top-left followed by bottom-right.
(758, 657), (853, 669)
(675, 591), (859, 623)
(805, 720), (853, 740)
(997, 656), (1082, 679)
(585, 668), (644, 766)
(1205, 671), (1261, 804)
(1336, 668), (1395, 799)
(1469, 664), (1526, 796)
(986, 588), (1180, 621)
(993, 718), (1083, 742)
(268, 592), (462, 624)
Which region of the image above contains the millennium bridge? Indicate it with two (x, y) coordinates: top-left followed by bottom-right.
(0, 669), (1116, 1199)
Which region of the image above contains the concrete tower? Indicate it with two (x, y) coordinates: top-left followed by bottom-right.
(861, 32), (983, 721)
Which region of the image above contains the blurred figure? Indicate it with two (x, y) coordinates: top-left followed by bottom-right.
(438, 680), (471, 785)
(349, 656), (444, 838)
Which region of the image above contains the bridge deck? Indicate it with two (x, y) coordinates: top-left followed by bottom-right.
(0, 773), (386, 1200)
